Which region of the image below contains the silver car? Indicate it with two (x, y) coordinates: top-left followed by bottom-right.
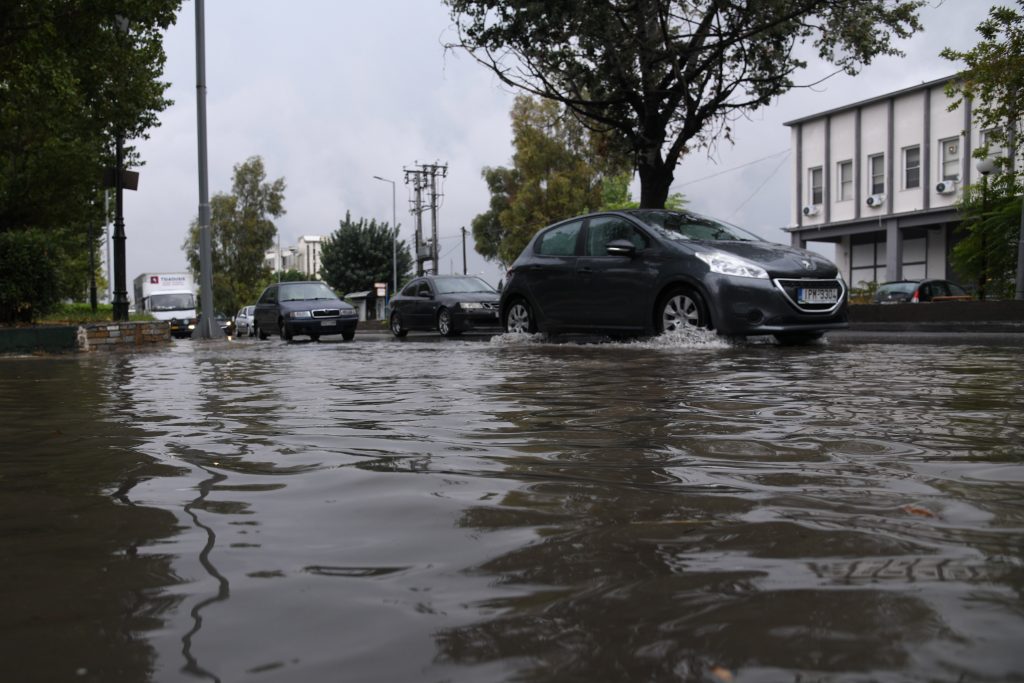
(234, 305), (256, 337)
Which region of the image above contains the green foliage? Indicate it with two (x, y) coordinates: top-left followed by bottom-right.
(39, 302), (153, 324)
(0, 229), (63, 323)
(278, 269), (308, 283)
(952, 174), (1022, 300)
(183, 156), (285, 317)
(0, 1), (181, 234)
(320, 212), (412, 296)
(446, 0), (923, 207)
(472, 96), (632, 265)
(942, 2), (1024, 171)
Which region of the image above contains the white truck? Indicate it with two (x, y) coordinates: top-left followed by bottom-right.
(133, 273), (197, 338)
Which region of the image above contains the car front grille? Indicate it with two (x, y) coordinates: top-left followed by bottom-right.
(312, 308), (341, 318)
(773, 278), (845, 313)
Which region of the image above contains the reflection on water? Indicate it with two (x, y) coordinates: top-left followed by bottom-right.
(1, 334), (1022, 682)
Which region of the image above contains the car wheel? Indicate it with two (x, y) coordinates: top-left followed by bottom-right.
(310, 334), (320, 342)
(437, 308), (459, 337)
(342, 331), (355, 341)
(390, 312), (408, 338)
(279, 318), (292, 341)
(773, 332), (824, 346)
(656, 286), (708, 333)
(504, 298), (537, 334)
(256, 324), (268, 340)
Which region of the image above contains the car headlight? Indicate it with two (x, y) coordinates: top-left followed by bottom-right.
(458, 302), (484, 310)
(287, 310), (312, 319)
(695, 251), (769, 279)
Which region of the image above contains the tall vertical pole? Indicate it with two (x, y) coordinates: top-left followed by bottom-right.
(105, 191), (112, 303)
(413, 178), (424, 276)
(112, 134), (129, 321)
(193, 0), (222, 338)
(429, 169), (439, 275)
(461, 226), (467, 275)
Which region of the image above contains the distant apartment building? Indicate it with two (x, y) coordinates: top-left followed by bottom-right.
(784, 75), (1008, 288)
(265, 235), (324, 279)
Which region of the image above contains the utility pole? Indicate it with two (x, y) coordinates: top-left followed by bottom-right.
(403, 161), (447, 276)
(461, 226), (467, 275)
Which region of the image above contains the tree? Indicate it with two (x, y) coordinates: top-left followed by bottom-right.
(0, 1), (181, 306)
(445, 0), (923, 208)
(320, 212), (413, 296)
(942, 1), (1024, 299)
(183, 156), (285, 316)
(473, 95), (632, 265)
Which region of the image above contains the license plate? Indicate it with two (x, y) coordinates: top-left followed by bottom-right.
(321, 320), (336, 327)
(798, 288), (838, 304)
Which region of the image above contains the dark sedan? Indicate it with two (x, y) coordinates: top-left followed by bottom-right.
(253, 281), (358, 341)
(873, 279), (972, 303)
(389, 275), (500, 337)
(500, 209), (848, 344)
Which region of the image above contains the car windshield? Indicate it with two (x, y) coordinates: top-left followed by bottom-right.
(433, 276), (496, 294)
(148, 293), (195, 312)
(279, 283), (338, 301)
(878, 282), (918, 295)
(628, 210), (762, 242)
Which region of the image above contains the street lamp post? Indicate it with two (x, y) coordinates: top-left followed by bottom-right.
(372, 175), (397, 297)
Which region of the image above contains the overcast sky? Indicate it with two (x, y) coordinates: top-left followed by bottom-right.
(120, 0), (1000, 294)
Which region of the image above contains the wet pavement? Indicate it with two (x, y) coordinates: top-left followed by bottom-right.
(1, 329), (1022, 682)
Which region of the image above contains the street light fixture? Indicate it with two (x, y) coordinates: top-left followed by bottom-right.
(373, 175), (397, 297)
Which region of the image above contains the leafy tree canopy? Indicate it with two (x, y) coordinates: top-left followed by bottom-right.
(183, 156), (285, 316)
(473, 95), (633, 265)
(320, 211), (413, 296)
(446, 0), (923, 208)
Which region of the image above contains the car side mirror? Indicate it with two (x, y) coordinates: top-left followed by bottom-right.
(606, 239), (636, 257)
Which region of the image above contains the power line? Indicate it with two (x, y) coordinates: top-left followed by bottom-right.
(673, 149), (789, 189)
(729, 151), (791, 219)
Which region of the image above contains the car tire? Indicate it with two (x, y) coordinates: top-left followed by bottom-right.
(342, 331), (355, 341)
(437, 308), (459, 337)
(656, 286), (709, 333)
(279, 319), (292, 341)
(310, 334), (320, 342)
(773, 332), (824, 346)
(390, 312), (408, 338)
(503, 298), (537, 334)
(256, 324), (268, 340)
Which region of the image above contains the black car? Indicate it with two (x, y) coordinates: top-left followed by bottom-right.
(389, 275), (500, 337)
(253, 281), (358, 341)
(499, 209), (848, 344)
(873, 279), (972, 303)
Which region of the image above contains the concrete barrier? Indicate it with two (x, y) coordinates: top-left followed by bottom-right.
(0, 321), (172, 355)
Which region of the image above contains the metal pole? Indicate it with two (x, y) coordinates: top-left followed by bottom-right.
(193, 0), (222, 338)
(373, 176), (397, 295)
(461, 226), (467, 275)
(105, 190), (112, 303)
(1017, 193), (1024, 300)
(112, 134), (129, 321)
(89, 219), (97, 312)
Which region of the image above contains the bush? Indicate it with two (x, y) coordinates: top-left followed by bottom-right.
(0, 229), (63, 324)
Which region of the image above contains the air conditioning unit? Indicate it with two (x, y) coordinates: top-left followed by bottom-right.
(802, 205), (820, 217)
(936, 180), (958, 194)
(866, 194), (885, 208)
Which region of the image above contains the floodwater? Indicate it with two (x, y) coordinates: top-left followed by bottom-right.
(1, 331), (1022, 683)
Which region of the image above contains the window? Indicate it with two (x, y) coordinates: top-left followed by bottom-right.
(940, 137), (960, 181)
(837, 160), (853, 201)
(584, 216), (649, 256)
(536, 219), (582, 256)
(809, 167), (823, 205)
(903, 146), (920, 189)
(400, 280), (419, 297)
(869, 154), (885, 195)
(980, 129), (1004, 161)
(850, 233), (886, 287)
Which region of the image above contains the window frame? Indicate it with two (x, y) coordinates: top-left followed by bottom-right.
(837, 160), (853, 202)
(903, 145), (920, 190)
(940, 136), (960, 181)
(808, 166), (823, 205)
(868, 153), (885, 195)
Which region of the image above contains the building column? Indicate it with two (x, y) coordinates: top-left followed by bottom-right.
(885, 218), (902, 281)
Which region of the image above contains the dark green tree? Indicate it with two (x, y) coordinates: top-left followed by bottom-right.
(943, 1), (1024, 299)
(445, 0), (923, 208)
(183, 156), (285, 316)
(0, 1), (181, 309)
(320, 212), (412, 296)
(473, 95), (632, 265)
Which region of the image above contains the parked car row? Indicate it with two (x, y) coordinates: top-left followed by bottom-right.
(872, 279), (972, 304)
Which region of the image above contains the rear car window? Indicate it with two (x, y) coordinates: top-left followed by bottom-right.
(536, 220), (582, 256)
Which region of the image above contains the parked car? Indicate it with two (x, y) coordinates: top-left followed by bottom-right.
(873, 279), (972, 304)
(253, 281), (358, 341)
(389, 275), (500, 337)
(234, 305), (256, 337)
(499, 209), (848, 344)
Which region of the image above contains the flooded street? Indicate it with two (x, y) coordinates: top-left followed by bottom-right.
(1, 332), (1023, 682)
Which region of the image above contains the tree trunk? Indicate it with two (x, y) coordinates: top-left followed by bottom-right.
(637, 153), (673, 209)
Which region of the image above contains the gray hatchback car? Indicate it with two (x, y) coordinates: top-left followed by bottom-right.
(500, 209), (848, 344)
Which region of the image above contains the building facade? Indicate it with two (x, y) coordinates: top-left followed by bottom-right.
(784, 76), (1001, 289)
(265, 235), (324, 279)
